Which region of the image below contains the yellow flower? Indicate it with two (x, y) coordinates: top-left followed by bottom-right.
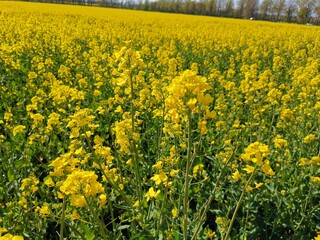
(60, 170), (104, 197)
(28, 71), (38, 79)
(197, 93), (213, 106)
(57, 192), (64, 199)
(180, 143), (187, 148)
(205, 109), (216, 119)
(243, 165), (255, 174)
(246, 185), (253, 192)
(93, 90), (102, 96)
(46, 113), (61, 133)
(186, 98), (198, 113)
(232, 169), (241, 182)
(241, 153), (251, 161)
(152, 161), (163, 170)
(44, 177), (55, 187)
(151, 172), (168, 185)
(96, 106), (105, 114)
(299, 157), (309, 166)
(314, 231), (320, 240)
(198, 120), (208, 135)
(94, 135), (104, 146)
(30, 113), (44, 128)
(171, 207), (178, 218)
(310, 176), (320, 183)
(145, 187), (160, 201)
(70, 127), (80, 139)
(70, 210), (81, 220)
(70, 195), (86, 208)
(20, 176), (39, 194)
(74, 147), (86, 156)
(193, 164), (206, 178)
(254, 182), (263, 189)
(303, 134), (316, 144)
(39, 205), (51, 216)
(1, 235), (24, 240)
(205, 229), (216, 239)
(310, 156), (320, 165)
(170, 169), (179, 177)
(242, 142), (270, 161)
(12, 125), (26, 136)
(126, 159), (132, 165)
(99, 194), (107, 207)
(4, 112), (13, 122)
(262, 160), (275, 176)
(0, 228), (7, 236)
(280, 108), (294, 121)
(133, 201), (140, 208)
(215, 121), (226, 130)
(273, 135), (288, 148)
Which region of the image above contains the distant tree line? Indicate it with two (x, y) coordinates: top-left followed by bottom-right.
(23, 0), (320, 24)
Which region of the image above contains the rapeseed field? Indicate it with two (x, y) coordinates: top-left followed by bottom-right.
(0, 1), (319, 239)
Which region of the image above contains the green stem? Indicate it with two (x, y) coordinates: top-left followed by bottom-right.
(158, 184), (169, 228)
(95, 160), (130, 204)
(51, 214), (87, 240)
(59, 196), (66, 240)
(294, 184), (313, 233)
(191, 150), (235, 240)
(269, 197), (283, 240)
(130, 69), (142, 203)
(63, 221), (86, 240)
(183, 112), (192, 240)
(109, 123), (126, 188)
(107, 192), (116, 232)
(84, 195), (109, 240)
(223, 168), (256, 240)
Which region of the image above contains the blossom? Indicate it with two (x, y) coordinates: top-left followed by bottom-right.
(303, 134), (316, 144)
(193, 164), (206, 178)
(44, 177), (55, 187)
(151, 172), (168, 185)
(145, 187), (160, 201)
(172, 207), (179, 218)
(70, 210), (81, 220)
(60, 170), (104, 197)
(232, 169), (241, 182)
(39, 205), (51, 216)
(198, 120), (208, 135)
(310, 176), (320, 183)
(262, 160), (275, 176)
(273, 135), (288, 148)
(243, 165), (255, 174)
(12, 125), (26, 136)
(99, 194), (107, 207)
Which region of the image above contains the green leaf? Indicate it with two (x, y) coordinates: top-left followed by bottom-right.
(117, 225), (130, 230)
(7, 169), (14, 182)
(82, 224), (95, 240)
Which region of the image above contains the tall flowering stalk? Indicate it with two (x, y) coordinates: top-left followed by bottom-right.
(112, 45), (146, 203)
(164, 69), (214, 239)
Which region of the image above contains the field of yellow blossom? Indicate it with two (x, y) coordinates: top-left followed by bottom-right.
(0, 1), (319, 239)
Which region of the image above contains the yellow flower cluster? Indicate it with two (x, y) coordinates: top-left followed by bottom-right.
(60, 170), (104, 207)
(241, 142), (275, 177)
(163, 69), (214, 136)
